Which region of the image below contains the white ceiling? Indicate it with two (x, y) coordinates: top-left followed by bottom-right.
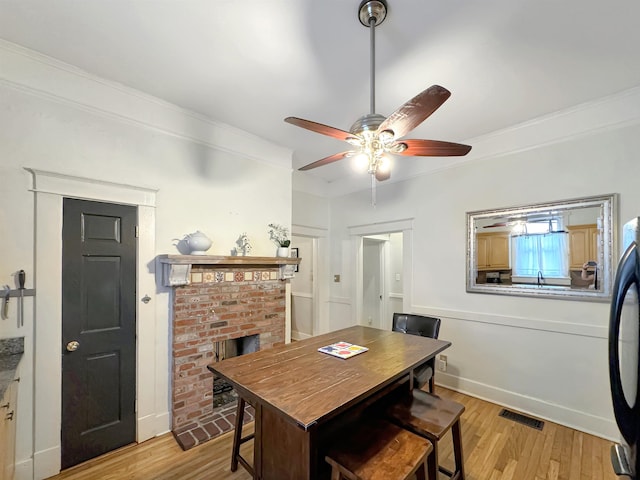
(2, 0), (640, 187)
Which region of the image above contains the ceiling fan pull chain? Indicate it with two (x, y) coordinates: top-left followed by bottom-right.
(371, 173), (377, 207)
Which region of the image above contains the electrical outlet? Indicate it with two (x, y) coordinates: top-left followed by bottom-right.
(438, 354), (447, 372)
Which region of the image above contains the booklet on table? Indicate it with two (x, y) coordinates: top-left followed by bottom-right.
(318, 341), (368, 359)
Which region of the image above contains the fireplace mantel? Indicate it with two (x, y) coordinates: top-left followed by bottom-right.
(158, 254), (301, 286)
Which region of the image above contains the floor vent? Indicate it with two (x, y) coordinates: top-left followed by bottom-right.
(499, 409), (545, 430)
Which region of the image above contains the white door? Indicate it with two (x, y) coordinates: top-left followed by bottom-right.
(291, 235), (314, 339)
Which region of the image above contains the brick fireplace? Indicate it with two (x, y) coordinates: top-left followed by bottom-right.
(160, 255), (299, 450)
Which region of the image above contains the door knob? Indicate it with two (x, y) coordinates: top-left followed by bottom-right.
(66, 341), (80, 352)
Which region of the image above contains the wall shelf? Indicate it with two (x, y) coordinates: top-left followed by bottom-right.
(158, 255), (301, 286)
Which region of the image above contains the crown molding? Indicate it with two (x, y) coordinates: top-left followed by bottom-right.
(0, 39), (292, 171)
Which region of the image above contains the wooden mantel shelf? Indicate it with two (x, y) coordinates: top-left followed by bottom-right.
(158, 254), (301, 286)
(158, 254), (300, 266)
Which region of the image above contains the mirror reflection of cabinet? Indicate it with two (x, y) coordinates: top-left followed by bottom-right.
(477, 232), (510, 270)
(567, 224), (599, 269)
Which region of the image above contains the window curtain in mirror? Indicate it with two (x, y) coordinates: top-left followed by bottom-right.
(511, 232), (569, 277)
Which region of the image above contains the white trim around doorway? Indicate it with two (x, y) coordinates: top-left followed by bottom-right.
(26, 169), (165, 480)
(348, 218), (414, 330)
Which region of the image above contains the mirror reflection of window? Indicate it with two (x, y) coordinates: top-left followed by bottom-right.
(511, 218), (569, 284)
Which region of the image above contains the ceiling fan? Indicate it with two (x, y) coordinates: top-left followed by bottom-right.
(284, 0), (471, 191)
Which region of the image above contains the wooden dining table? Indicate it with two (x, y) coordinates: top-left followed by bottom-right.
(209, 325), (451, 480)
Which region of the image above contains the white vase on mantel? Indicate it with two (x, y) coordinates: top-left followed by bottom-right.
(276, 247), (290, 258)
(184, 231), (212, 256)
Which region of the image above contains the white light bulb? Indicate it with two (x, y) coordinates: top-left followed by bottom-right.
(353, 153), (370, 172)
(378, 155), (391, 173)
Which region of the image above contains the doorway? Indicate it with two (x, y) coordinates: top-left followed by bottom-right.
(362, 237), (385, 328)
(361, 233), (404, 329)
(290, 235), (315, 339)
(61, 198), (137, 468)
(349, 219), (413, 331)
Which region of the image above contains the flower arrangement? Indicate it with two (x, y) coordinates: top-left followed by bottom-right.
(268, 223), (290, 247)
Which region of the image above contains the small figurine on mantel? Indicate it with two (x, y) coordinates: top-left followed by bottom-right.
(233, 232), (252, 256)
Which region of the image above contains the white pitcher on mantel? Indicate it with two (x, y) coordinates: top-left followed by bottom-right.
(184, 231), (212, 255)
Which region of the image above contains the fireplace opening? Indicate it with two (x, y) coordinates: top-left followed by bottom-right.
(212, 334), (259, 407)
(215, 334), (260, 362)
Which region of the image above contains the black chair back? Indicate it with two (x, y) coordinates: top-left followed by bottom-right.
(392, 313), (441, 339)
(392, 313), (442, 392)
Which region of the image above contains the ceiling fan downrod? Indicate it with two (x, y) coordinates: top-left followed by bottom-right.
(358, 0), (387, 116)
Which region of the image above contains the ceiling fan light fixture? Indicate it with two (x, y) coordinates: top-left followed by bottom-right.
(377, 130), (395, 145)
(389, 142), (407, 153)
(353, 152), (371, 172)
(377, 154), (391, 173)
(346, 136), (364, 147)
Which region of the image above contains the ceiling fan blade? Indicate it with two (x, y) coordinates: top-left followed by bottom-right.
(285, 117), (356, 142)
(298, 151), (352, 171)
(483, 222), (511, 228)
(375, 169), (391, 182)
(376, 85), (451, 139)
(397, 139), (472, 157)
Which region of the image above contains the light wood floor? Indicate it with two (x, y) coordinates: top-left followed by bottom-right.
(47, 388), (618, 480)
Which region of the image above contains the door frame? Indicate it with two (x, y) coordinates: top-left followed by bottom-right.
(362, 236), (386, 328)
(349, 219), (413, 331)
(27, 169), (162, 479)
(292, 225), (328, 335)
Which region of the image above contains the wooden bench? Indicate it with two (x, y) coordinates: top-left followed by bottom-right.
(385, 389), (466, 480)
(325, 418), (434, 480)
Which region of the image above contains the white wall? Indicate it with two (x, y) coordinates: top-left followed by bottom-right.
(298, 88), (640, 441)
(0, 41), (292, 479)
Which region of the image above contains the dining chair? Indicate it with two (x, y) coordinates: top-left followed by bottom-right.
(392, 313), (441, 392)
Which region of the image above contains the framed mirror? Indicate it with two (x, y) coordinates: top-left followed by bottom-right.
(466, 194), (617, 301)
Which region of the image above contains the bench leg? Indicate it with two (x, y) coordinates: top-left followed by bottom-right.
(426, 448), (437, 480)
(415, 459), (428, 480)
(452, 420), (465, 480)
(230, 397), (246, 472)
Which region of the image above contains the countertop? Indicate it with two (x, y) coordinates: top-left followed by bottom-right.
(0, 337), (24, 398)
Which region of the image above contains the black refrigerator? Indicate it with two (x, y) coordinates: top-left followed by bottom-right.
(610, 218), (640, 478)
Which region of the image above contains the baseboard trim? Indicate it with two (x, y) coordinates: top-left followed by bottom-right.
(14, 457), (33, 480)
(154, 411), (171, 437)
(291, 330), (312, 341)
(137, 413), (159, 443)
(33, 444), (60, 480)
(436, 373), (620, 441)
